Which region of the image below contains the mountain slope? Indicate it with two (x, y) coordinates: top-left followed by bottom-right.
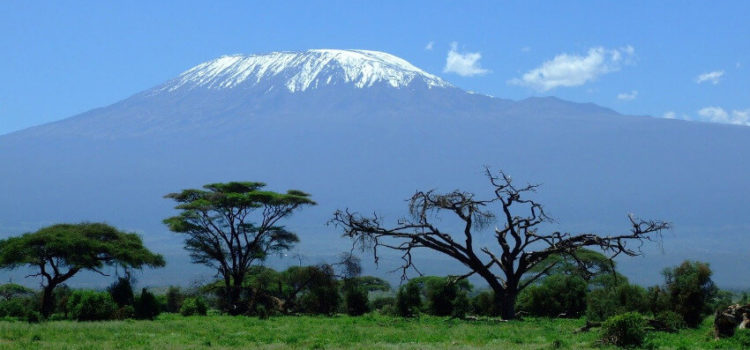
(1, 49), (748, 288)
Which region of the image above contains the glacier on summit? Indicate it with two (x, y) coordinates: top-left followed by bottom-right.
(160, 49), (451, 93)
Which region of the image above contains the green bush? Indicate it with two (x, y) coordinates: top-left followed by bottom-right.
(517, 274), (587, 318)
(165, 286), (183, 313)
(67, 290), (116, 321)
(586, 283), (649, 322)
(370, 296), (395, 311)
(107, 277), (134, 307)
(396, 281), (421, 317)
(654, 310), (686, 330)
(344, 285), (369, 316)
(0, 297), (36, 320)
(451, 291), (470, 319)
(601, 312), (647, 347)
(180, 296), (208, 316)
(134, 288), (160, 320)
(662, 260), (717, 328)
(471, 291), (497, 316)
(113, 305), (135, 320)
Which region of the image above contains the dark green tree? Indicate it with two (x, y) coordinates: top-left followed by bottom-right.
(164, 182), (315, 315)
(663, 260), (718, 327)
(332, 169), (669, 319)
(0, 223), (165, 317)
(396, 280), (422, 317)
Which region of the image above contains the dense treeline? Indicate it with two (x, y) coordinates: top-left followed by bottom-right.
(0, 259), (743, 324)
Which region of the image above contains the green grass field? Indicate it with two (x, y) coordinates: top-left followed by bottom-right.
(0, 314), (747, 349)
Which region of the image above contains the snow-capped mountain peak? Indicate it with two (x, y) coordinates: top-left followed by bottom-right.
(160, 49), (451, 93)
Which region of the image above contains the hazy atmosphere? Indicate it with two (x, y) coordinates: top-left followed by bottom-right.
(1, 2), (749, 348)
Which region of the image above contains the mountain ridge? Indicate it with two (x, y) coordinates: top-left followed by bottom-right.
(1, 49), (749, 288)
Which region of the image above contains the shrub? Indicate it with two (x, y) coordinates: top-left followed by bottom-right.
(344, 285), (369, 316)
(165, 286), (183, 313)
(108, 277), (135, 307)
(134, 288), (160, 320)
(654, 310), (686, 330)
(517, 274), (587, 318)
(662, 260), (717, 328)
(180, 296), (208, 316)
(396, 281), (421, 317)
(113, 305), (135, 320)
(471, 291), (496, 316)
(586, 283), (649, 322)
(601, 312), (647, 347)
(370, 296), (395, 312)
(67, 290), (116, 321)
(0, 297), (36, 319)
(451, 291), (471, 319)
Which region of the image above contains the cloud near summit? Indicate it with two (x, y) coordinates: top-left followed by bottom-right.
(510, 46), (635, 91)
(443, 42), (489, 77)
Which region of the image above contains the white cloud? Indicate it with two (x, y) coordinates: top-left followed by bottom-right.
(662, 111), (677, 119)
(695, 70), (724, 84)
(443, 42), (489, 77)
(509, 46), (635, 91)
(425, 41), (434, 51)
(617, 90), (638, 101)
(521, 46), (531, 52)
(697, 107), (750, 126)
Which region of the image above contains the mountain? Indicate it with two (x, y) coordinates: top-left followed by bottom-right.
(1, 49), (749, 288)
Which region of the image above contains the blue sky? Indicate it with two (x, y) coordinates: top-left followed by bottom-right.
(1, 1), (748, 135)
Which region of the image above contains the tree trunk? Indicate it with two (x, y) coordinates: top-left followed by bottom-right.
(41, 284), (56, 318)
(498, 290), (518, 320)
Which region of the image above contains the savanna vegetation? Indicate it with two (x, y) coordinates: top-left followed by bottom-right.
(1, 175), (748, 349)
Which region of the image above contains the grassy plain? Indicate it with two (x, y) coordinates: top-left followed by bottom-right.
(0, 313), (747, 349)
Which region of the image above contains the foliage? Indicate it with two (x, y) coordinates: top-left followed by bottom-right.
(409, 276), (472, 317)
(0, 222), (164, 317)
(107, 276), (135, 307)
(370, 296), (396, 313)
(710, 289), (734, 312)
(298, 265), (340, 315)
(662, 260), (717, 328)
(164, 182), (315, 314)
(67, 290), (116, 321)
(646, 285), (671, 315)
(586, 281), (648, 322)
(165, 286), (184, 313)
(517, 273), (587, 318)
(343, 284), (369, 316)
(654, 310), (687, 330)
(180, 297), (208, 316)
(600, 312), (647, 347)
(0, 283), (34, 301)
(332, 169), (669, 319)
(471, 290), (497, 316)
(396, 280), (421, 317)
(0, 296), (37, 320)
(134, 288), (160, 320)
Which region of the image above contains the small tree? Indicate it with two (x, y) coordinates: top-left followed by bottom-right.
(164, 182), (314, 314)
(663, 260), (717, 327)
(396, 281), (422, 317)
(0, 223), (165, 317)
(332, 169), (669, 319)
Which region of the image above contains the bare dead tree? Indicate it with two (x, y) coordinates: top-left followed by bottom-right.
(330, 168), (670, 320)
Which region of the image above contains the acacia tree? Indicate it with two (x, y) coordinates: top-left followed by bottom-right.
(163, 182), (315, 315)
(331, 169), (669, 319)
(0, 223), (165, 317)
